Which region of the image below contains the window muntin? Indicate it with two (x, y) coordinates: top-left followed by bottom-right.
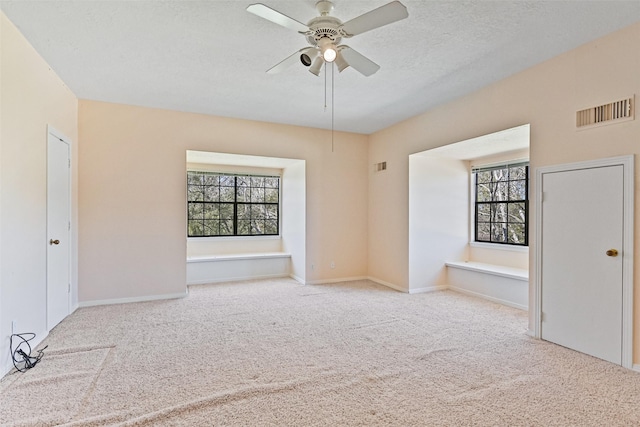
(474, 163), (528, 246)
(187, 171), (280, 237)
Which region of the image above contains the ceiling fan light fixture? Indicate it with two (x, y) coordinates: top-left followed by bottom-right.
(300, 47), (318, 67)
(334, 51), (349, 72)
(300, 53), (312, 67)
(322, 44), (337, 62)
(309, 56), (324, 76)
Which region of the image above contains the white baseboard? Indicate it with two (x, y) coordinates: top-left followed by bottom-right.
(289, 274), (305, 284)
(449, 286), (528, 311)
(633, 364), (640, 373)
(78, 291), (188, 308)
(367, 277), (448, 294)
(367, 276), (407, 293)
(304, 276), (368, 286)
(187, 273), (289, 286)
(2, 360), (12, 378)
(409, 285), (448, 294)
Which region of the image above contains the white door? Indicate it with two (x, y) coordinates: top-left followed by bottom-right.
(47, 132), (71, 330)
(540, 165), (623, 364)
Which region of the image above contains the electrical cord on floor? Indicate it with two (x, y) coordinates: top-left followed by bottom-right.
(10, 333), (47, 373)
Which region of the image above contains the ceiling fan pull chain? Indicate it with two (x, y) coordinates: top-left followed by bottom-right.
(324, 61), (328, 112)
(332, 63), (335, 153)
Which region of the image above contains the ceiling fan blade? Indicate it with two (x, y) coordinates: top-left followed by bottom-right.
(246, 4), (309, 33)
(266, 49), (307, 74)
(340, 1), (408, 36)
(340, 47), (380, 77)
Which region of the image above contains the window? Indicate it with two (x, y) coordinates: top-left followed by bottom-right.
(474, 162), (528, 246)
(187, 171), (280, 237)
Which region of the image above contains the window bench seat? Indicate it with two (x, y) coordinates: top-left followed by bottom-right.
(187, 252), (291, 285)
(445, 261), (528, 310)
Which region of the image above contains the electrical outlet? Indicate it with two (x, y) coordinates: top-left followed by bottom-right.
(330, 261), (335, 269)
(311, 264), (315, 271)
(11, 320), (17, 335)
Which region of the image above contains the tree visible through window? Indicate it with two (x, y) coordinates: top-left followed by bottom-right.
(187, 171), (280, 237)
(474, 163), (528, 246)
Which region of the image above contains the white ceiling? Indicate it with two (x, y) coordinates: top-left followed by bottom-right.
(416, 124), (530, 161)
(2, 1), (639, 134)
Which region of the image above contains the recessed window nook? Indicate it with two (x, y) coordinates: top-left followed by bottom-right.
(185, 151), (306, 284)
(408, 124), (530, 307)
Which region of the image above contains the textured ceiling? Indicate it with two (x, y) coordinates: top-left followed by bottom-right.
(2, 1), (640, 134)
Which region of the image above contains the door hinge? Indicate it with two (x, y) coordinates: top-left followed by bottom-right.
(68, 159), (71, 168)
(68, 221), (71, 231)
(68, 283), (71, 293)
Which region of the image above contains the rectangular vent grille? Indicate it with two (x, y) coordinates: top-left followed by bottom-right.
(576, 96), (634, 128)
(374, 161), (387, 172)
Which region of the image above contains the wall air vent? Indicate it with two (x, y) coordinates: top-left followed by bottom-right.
(374, 161), (387, 172)
(576, 96), (634, 129)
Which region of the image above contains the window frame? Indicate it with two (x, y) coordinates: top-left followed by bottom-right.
(186, 171), (281, 238)
(472, 162), (529, 247)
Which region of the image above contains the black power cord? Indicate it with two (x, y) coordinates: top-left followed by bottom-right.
(10, 333), (47, 373)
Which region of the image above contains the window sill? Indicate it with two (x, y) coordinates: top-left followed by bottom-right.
(445, 261), (528, 281)
(187, 252), (291, 263)
(470, 241), (529, 253)
(187, 235), (282, 242)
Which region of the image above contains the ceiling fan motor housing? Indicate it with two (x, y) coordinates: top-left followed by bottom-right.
(305, 16), (343, 47)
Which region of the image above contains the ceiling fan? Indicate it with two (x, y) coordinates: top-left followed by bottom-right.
(247, 1), (408, 77)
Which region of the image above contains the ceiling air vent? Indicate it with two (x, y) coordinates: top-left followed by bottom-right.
(576, 96), (634, 129)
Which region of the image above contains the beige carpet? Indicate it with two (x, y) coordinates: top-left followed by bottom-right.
(2, 278), (639, 426)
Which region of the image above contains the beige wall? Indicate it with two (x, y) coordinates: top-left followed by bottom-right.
(369, 22), (640, 362)
(0, 12), (78, 374)
(78, 101), (369, 301)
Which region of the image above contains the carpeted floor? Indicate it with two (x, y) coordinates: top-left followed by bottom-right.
(2, 278), (639, 426)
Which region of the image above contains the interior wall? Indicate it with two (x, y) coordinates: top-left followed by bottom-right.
(468, 245), (528, 270)
(368, 146), (409, 288)
(408, 156), (468, 292)
(0, 12), (78, 375)
(368, 22), (640, 362)
(282, 161), (306, 282)
(78, 100), (368, 302)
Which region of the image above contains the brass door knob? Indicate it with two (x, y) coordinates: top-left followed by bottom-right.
(606, 249), (618, 257)
(49, 239), (60, 245)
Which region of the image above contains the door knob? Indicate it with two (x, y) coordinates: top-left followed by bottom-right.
(606, 249), (618, 257)
(49, 239), (60, 245)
